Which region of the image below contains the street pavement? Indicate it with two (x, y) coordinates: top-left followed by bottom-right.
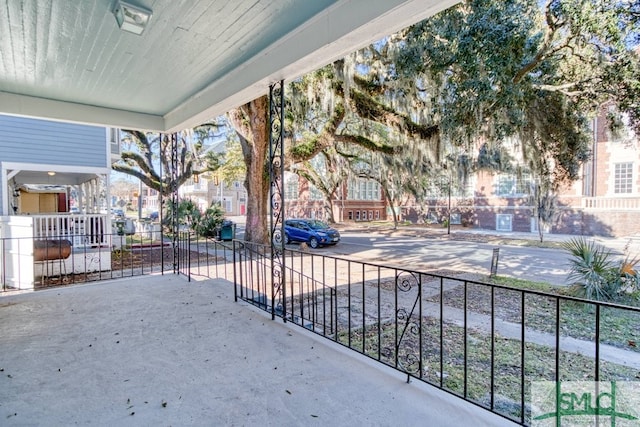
(226, 215), (640, 287)
(332, 226), (640, 286)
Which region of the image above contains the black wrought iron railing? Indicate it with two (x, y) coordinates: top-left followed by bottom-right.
(0, 232), (233, 291)
(229, 240), (640, 426)
(176, 232), (234, 281)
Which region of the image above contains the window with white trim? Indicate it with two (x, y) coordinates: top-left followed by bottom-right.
(496, 214), (513, 232)
(285, 176), (299, 200)
(347, 178), (380, 200)
(614, 162), (633, 194)
(495, 172), (532, 197)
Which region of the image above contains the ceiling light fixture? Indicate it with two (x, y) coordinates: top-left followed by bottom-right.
(47, 171), (56, 176)
(113, 0), (152, 35)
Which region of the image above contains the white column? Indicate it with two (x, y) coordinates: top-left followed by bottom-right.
(1, 163), (8, 216)
(104, 173), (112, 236)
(79, 183), (85, 213)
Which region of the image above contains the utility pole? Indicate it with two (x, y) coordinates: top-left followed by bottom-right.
(447, 179), (451, 235)
(138, 179), (143, 220)
(441, 174), (451, 235)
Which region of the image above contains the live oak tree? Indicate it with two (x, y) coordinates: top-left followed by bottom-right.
(231, 0), (640, 243)
(395, 0), (639, 239)
(392, 0), (639, 185)
(285, 60), (442, 229)
(113, 125), (223, 197)
(292, 148), (348, 223)
(227, 96), (271, 245)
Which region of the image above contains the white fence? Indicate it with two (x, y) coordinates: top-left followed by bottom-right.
(31, 213), (110, 247)
(1, 214), (113, 290)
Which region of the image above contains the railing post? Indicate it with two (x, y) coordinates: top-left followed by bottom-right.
(170, 132), (179, 275)
(233, 240), (238, 302)
(269, 80), (286, 321)
(187, 232), (191, 282)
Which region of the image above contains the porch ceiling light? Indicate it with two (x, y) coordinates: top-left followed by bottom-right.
(113, 0), (152, 35)
(47, 171), (56, 176)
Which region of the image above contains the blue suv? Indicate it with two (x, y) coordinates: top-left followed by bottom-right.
(284, 219), (340, 248)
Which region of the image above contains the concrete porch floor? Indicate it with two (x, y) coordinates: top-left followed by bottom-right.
(0, 274), (516, 426)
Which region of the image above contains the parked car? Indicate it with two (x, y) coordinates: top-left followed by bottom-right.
(149, 211), (159, 221)
(283, 219), (340, 248)
(112, 209), (125, 218)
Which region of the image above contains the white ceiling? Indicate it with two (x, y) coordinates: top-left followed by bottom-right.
(0, 0), (458, 132)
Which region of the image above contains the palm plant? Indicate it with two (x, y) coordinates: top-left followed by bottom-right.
(194, 203), (225, 237)
(561, 238), (617, 301)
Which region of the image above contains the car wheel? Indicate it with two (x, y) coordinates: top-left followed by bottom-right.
(284, 233), (290, 245)
(309, 237), (319, 249)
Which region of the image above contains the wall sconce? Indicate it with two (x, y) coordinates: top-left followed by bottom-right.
(113, 0), (152, 35)
(13, 189), (20, 197)
(48, 171), (56, 176)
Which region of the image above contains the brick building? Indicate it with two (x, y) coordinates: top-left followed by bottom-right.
(288, 107), (639, 237)
(415, 108), (640, 237)
(284, 173), (387, 223)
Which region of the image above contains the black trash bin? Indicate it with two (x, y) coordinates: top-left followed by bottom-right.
(219, 220), (235, 241)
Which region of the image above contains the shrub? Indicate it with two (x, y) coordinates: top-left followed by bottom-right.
(162, 199), (225, 237)
(194, 204), (225, 237)
(562, 237), (639, 302)
(162, 199), (200, 230)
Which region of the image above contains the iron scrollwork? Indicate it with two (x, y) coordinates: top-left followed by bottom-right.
(395, 271), (422, 375)
(269, 80), (286, 320)
(170, 133), (179, 273)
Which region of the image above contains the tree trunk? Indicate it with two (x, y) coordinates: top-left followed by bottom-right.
(324, 199), (336, 223)
(537, 215), (544, 243)
(385, 192), (399, 229)
(228, 95), (270, 245)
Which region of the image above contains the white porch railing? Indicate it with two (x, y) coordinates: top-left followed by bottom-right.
(31, 214), (110, 247)
(582, 197), (640, 210)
